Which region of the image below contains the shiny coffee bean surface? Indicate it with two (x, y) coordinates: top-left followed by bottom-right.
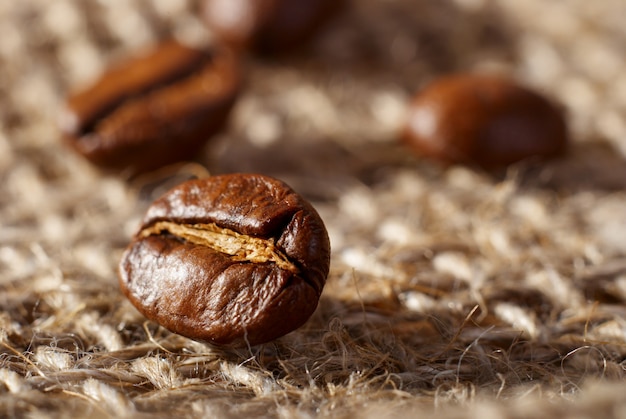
(118, 173), (331, 347)
(200, 0), (342, 53)
(60, 40), (240, 174)
(403, 74), (569, 169)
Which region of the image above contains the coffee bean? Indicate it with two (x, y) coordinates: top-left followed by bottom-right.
(403, 74), (569, 169)
(200, 0), (342, 54)
(118, 173), (331, 347)
(60, 40), (241, 174)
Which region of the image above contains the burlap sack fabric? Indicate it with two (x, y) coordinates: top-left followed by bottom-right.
(2, 0), (626, 417)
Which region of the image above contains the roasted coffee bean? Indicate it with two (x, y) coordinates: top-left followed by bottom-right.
(118, 173), (331, 347)
(200, 0), (342, 54)
(60, 40), (240, 174)
(403, 74), (569, 169)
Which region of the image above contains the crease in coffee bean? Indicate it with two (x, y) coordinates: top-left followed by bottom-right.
(139, 221), (300, 274)
(76, 51), (216, 136)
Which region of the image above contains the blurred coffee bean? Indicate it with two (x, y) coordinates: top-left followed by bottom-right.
(200, 0), (343, 54)
(60, 40), (241, 174)
(403, 74), (569, 170)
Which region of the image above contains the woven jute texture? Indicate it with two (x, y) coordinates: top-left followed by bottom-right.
(2, 0), (626, 418)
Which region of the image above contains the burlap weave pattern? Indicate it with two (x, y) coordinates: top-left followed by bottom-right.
(2, 0), (626, 417)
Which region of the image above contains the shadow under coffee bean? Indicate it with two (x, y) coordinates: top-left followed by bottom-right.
(59, 39), (241, 174)
(118, 173), (331, 348)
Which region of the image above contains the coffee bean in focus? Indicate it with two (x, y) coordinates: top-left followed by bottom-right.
(403, 74), (569, 170)
(60, 40), (241, 174)
(118, 173), (331, 347)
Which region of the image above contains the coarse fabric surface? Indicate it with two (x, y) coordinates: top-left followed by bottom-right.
(2, 0), (626, 418)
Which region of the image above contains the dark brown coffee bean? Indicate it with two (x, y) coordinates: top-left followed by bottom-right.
(200, 0), (342, 54)
(118, 173), (331, 347)
(403, 74), (569, 169)
(60, 40), (241, 174)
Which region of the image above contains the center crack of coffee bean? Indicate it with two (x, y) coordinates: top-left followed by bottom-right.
(140, 221), (299, 273)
